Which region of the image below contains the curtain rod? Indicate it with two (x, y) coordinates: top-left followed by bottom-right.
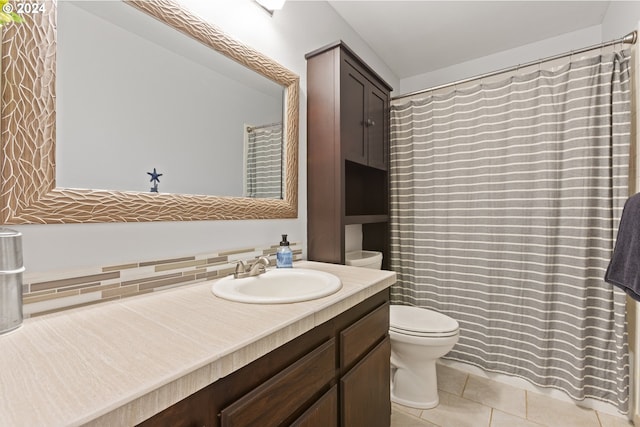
(392, 30), (637, 102)
(246, 121), (282, 133)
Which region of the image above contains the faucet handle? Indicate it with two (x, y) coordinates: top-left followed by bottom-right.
(256, 256), (271, 267)
(235, 260), (247, 275)
(248, 256), (269, 275)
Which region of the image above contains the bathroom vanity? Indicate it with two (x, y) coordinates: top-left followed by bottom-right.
(139, 284), (390, 427)
(0, 261), (395, 426)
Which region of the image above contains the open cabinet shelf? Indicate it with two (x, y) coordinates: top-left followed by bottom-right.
(344, 215), (389, 225)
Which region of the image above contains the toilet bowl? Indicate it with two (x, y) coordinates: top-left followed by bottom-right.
(390, 305), (459, 409)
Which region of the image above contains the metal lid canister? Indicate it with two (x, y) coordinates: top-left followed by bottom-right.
(0, 228), (24, 334)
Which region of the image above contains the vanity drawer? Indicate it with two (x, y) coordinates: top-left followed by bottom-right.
(340, 302), (389, 370)
(220, 338), (336, 427)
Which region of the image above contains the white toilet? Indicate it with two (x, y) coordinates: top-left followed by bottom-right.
(345, 250), (383, 269)
(389, 305), (459, 409)
(344, 250), (460, 409)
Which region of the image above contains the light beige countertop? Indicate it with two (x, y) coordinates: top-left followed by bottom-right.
(0, 261), (396, 427)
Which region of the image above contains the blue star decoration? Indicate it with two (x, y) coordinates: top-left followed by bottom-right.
(147, 168), (163, 193)
(147, 168), (163, 184)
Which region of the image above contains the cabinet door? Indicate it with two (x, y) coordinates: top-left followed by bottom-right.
(340, 337), (391, 427)
(366, 85), (388, 170)
(290, 385), (338, 427)
(341, 61), (367, 166)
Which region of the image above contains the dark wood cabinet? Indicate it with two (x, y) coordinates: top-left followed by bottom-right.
(220, 339), (336, 427)
(341, 337), (391, 427)
(341, 60), (389, 170)
(137, 290), (391, 427)
(306, 41), (392, 268)
(340, 303), (389, 372)
(339, 303), (391, 427)
(341, 60), (367, 165)
(290, 386), (338, 427)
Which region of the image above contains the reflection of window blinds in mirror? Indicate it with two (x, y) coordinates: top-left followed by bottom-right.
(245, 123), (283, 199)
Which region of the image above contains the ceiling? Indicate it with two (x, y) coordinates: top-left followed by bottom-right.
(328, 1), (611, 80)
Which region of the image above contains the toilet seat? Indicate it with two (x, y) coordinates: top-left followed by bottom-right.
(390, 305), (459, 338)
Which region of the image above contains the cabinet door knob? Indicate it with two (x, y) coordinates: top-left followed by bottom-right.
(366, 118), (376, 127)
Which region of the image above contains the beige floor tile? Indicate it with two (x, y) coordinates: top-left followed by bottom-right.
(407, 365), (623, 427)
(393, 402), (423, 418)
(526, 392), (600, 427)
(437, 363), (469, 396)
(463, 375), (527, 418)
(391, 407), (438, 427)
(597, 411), (634, 427)
(491, 409), (545, 427)
(420, 391), (492, 427)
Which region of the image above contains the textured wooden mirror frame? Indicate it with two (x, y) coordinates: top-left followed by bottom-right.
(0, 0), (299, 224)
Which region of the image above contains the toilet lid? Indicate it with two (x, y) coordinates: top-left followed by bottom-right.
(390, 305), (459, 336)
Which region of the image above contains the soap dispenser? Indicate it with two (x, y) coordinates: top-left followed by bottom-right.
(276, 234), (293, 268)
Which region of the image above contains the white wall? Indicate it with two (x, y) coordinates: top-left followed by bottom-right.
(399, 25), (603, 95)
(13, 0), (399, 274)
(602, 1), (640, 41)
(399, 1), (640, 96)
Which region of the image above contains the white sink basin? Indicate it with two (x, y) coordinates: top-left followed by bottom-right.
(211, 268), (342, 304)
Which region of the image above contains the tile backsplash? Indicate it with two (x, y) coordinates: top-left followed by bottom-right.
(22, 243), (303, 317)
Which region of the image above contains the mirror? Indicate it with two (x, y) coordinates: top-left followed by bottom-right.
(0, 0), (299, 223)
(57, 1), (285, 198)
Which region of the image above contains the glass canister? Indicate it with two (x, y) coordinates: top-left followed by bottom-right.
(0, 228), (24, 334)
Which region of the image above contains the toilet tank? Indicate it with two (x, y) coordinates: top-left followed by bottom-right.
(345, 250), (383, 270)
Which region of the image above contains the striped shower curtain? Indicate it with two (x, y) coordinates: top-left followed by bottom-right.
(245, 123), (283, 199)
(390, 51), (632, 411)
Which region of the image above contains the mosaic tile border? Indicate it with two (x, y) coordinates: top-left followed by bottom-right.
(22, 243), (303, 318)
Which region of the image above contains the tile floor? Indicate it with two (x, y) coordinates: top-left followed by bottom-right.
(391, 364), (634, 427)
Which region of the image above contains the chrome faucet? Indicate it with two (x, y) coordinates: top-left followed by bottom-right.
(233, 256), (271, 279)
